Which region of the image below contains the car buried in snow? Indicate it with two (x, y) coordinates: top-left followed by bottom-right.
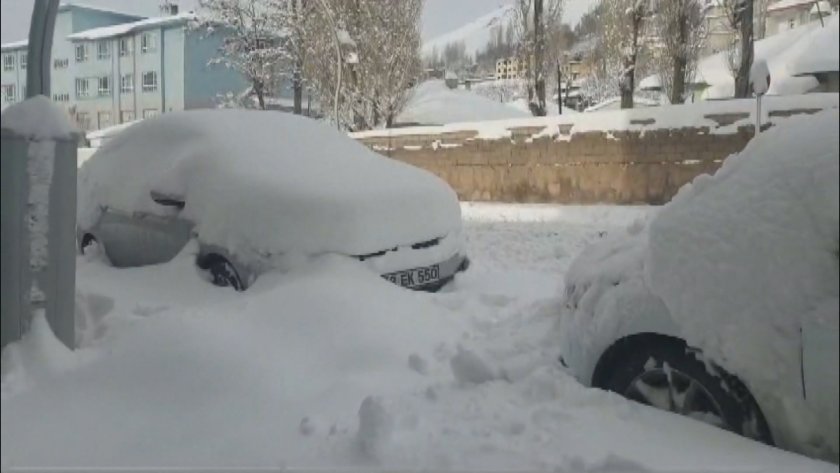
(76, 110), (469, 291)
(557, 109), (839, 462)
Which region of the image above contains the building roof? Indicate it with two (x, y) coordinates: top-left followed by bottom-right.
(1, 1), (146, 51)
(67, 12), (196, 41)
(767, 0), (819, 13)
(0, 39), (28, 51)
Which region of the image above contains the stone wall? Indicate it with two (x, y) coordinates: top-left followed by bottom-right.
(354, 106), (830, 204)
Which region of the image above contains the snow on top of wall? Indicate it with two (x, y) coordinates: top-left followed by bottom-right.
(352, 93), (839, 141)
(66, 12), (196, 41)
(584, 96), (661, 113)
(0, 95), (78, 140)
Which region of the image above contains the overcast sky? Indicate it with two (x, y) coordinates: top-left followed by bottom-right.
(1, 0), (527, 43)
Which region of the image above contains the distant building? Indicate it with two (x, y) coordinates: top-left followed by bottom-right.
(495, 56), (528, 80)
(1, 1), (246, 131)
(765, 0), (833, 36)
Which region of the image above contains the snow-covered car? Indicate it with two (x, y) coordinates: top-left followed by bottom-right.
(558, 109), (839, 462)
(77, 110), (469, 291)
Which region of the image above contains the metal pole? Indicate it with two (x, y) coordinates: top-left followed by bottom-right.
(26, 0), (59, 98)
(755, 94), (762, 138)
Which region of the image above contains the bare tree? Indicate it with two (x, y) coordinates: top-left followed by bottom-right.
(652, 0), (708, 104)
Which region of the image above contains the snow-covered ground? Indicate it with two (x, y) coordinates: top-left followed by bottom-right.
(1, 203), (837, 472)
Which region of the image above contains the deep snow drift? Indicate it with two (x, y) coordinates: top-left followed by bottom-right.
(2, 204), (835, 472)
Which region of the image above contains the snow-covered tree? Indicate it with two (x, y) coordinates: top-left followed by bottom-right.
(302, 0), (422, 130)
(513, 0), (565, 116)
(651, 0), (708, 104)
(195, 0), (288, 110)
(599, 0), (650, 109)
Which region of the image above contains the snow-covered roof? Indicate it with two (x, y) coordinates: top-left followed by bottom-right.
(767, 0), (819, 13)
(789, 14), (840, 75)
(67, 12), (196, 41)
(57, 1), (144, 18)
(1, 39), (28, 51)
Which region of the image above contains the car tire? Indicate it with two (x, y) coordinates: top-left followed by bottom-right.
(208, 259), (244, 291)
(599, 339), (773, 445)
(80, 234), (109, 264)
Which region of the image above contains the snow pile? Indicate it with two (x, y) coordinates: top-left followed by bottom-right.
(584, 96), (660, 113)
(85, 119), (140, 147)
(0, 95), (77, 140)
(3, 203), (836, 471)
(77, 110), (462, 268)
(395, 80), (529, 126)
(646, 108), (840, 460)
(0, 252), (470, 467)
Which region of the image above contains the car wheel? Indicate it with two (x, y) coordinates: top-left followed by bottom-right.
(208, 259), (244, 291)
(80, 234), (109, 263)
(599, 339), (772, 444)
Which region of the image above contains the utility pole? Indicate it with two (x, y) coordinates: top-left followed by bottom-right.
(2, 0), (77, 351)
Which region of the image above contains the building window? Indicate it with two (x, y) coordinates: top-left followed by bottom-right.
(2, 84), (16, 103)
(141, 32), (156, 53)
(97, 41), (110, 60)
(97, 111), (111, 129)
(120, 74), (134, 93)
(75, 43), (89, 62)
(20, 53), (26, 70)
(142, 108), (159, 119)
(121, 110), (135, 123)
(53, 58), (69, 69)
(76, 112), (91, 131)
(75, 78), (90, 98)
(119, 37), (133, 57)
(142, 71), (158, 91)
(98, 76), (111, 96)
(3, 53), (14, 71)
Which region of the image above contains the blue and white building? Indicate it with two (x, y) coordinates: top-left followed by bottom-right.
(1, 1), (246, 131)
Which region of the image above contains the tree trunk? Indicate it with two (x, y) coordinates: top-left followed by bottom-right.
(254, 81), (266, 110)
(557, 63), (562, 114)
(533, 0), (547, 116)
(671, 56), (687, 104)
(620, 15), (641, 110)
(293, 69), (303, 115)
(734, 0), (754, 98)
(671, 9), (689, 104)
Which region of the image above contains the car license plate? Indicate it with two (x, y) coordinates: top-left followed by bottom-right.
(384, 264), (440, 288)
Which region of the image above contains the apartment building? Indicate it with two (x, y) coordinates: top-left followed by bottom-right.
(1, 1), (245, 131)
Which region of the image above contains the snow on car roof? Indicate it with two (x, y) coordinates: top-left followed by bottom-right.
(77, 110), (461, 264)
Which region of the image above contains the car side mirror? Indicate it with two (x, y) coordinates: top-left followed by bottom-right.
(150, 190), (185, 210)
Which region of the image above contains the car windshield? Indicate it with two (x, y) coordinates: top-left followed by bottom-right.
(1, 0), (838, 472)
